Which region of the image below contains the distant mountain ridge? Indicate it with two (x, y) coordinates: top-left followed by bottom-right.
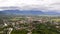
(0, 10), (60, 15)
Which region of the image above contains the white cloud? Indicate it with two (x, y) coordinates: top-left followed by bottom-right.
(0, 0), (60, 11)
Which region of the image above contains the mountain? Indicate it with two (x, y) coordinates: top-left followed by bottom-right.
(0, 10), (60, 15)
(0, 10), (44, 15)
(44, 11), (60, 15)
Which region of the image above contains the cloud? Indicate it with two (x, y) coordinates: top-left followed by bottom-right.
(0, 0), (60, 11)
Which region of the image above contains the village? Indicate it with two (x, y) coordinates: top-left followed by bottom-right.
(0, 16), (60, 34)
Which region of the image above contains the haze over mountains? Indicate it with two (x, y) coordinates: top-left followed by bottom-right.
(0, 10), (60, 15)
(0, 0), (60, 16)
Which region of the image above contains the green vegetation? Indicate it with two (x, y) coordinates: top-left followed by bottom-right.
(11, 29), (28, 34)
(11, 23), (60, 34)
(32, 23), (60, 34)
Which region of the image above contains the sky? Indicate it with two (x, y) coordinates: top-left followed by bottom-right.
(0, 0), (60, 12)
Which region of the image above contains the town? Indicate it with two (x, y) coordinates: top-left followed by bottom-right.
(0, 15), (60, 34)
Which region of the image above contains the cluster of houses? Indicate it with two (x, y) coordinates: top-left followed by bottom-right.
(3, 17), (60, 27)
(0, 16), (60, 34)
(2, 17), (49, 29)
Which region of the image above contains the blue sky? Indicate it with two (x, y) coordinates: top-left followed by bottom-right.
(0, 0), (60, 12)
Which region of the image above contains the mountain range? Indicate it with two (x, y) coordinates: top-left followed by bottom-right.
(0, 10), (60, 15)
